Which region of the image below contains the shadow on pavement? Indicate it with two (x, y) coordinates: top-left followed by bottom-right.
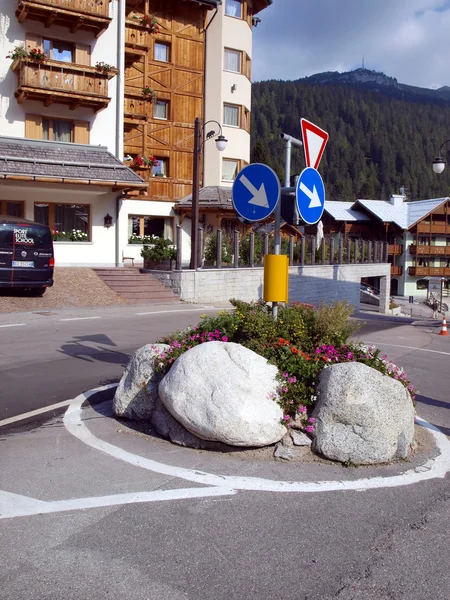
(416, 394), (450, 411)
(58, 334), (131, 367)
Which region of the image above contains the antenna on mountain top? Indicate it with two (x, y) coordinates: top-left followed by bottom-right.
(362, 55), (365, 69)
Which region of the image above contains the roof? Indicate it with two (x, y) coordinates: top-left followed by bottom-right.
(253, 0), (273, 15)
(177, 186), (233, 210)
(323, 201), (371, 222)
(355, 197), (449, 229)
(0, 136), (147, 190)
(184, 0), (221, 8)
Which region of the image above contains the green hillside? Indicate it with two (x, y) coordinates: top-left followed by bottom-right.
(251, 71), (450, 201)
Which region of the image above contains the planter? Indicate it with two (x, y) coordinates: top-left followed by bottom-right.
(129, 240), (143, 244)
(143, 258), (174, 270)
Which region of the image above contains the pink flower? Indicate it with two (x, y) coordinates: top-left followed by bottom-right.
(308, 417), (316, 423)
(222, 336), (228, 342)
(305, 425), (314, 433)
(298, 405), (307, 413)
(283, 415), (291, 421)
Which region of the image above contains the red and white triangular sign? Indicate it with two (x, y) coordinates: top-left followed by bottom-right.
(301, 118), (329, 170)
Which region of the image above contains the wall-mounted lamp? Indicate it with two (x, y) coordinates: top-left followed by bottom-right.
(104, 213), (113, 228)
(231, 84), (237, 93)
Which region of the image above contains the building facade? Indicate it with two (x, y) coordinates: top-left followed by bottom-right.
(0, 0), (272, 266)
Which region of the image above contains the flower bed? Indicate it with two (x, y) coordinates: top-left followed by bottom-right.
(156, 300), (417, 434)
(52, 229), (88, 242)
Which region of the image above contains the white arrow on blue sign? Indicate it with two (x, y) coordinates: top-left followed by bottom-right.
(296, 167), (325, 225)
(232, 163), (280, 223)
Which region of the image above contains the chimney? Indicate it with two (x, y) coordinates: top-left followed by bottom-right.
(389, 194), (404, 207)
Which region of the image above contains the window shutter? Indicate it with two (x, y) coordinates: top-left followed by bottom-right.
(243, 53), (252, 81)
(26, 32), (43, 49)
(244, 107), (251, 134)
(74, 43), (91, 66)
(25, 114), (43, 139)
(74, 120), (90, 144)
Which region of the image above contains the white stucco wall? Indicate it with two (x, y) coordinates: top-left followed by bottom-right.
(0, 0), (120, 153)
(0, 181), (117, 266)
(203, 3), (252, 187)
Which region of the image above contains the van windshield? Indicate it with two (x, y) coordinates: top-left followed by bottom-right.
(0, 224), (52, 249)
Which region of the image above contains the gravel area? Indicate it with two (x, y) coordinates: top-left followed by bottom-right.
(0, 268), (126, 314)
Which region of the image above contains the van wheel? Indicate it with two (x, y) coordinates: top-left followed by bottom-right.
(30, 287), (46, 297)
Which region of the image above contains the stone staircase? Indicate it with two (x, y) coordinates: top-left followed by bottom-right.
(93, 268), (180, 305)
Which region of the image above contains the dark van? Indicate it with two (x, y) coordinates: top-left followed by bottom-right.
(0, 216), (54, 296)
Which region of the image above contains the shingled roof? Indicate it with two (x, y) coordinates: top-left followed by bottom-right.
(0, 136), (147, 190)
(177, 186), (233, 211)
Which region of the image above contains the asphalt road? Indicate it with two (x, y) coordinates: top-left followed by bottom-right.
(1, 304), (449, 600)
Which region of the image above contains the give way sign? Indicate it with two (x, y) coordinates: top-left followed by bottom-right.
(300, 118), (329, 170)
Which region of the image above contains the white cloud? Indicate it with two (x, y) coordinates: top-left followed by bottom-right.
(253, 0), (450, 88)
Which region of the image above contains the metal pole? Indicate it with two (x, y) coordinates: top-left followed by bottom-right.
(190, 117), (201, 270)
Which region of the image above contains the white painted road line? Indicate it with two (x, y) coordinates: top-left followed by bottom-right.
(0, 486), (236, 520)
(63, 386), (450, 495)
(363, 340), (450, 357)
(0, 396), (86, 428)
(0, 323), (26, 329)
(135, 307), (217, 316)
(60, 316), (102, 322)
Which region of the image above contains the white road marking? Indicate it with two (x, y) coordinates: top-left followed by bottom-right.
(135, 307), (217, 316)
(0, 323), (26, 329)
(0, 398), (76, 428)
(60, 316), (102, 322)
(63, 386), (450, 495)
(0, 487), (236, 520)
(363, 341), (450, 357)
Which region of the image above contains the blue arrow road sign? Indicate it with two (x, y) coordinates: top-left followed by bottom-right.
(232, 163), (280, 223)
(296, 167), (325, 225)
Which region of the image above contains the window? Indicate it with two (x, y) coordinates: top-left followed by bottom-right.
(0, 201), (24, 217)
(43, 118), (73, 143)
(43, 38), (73, 62)
(223, 104), (240, 127)
(34, 203), (89, 240)
(152, 158), (168, 177)
(128, 215), (173, 240)
(225, 0), (242, 18)
(154, 100), (169, 120)
(222, 159), (239, 181)
(155, 42), (170, 62)
(224, 48), (241, 73)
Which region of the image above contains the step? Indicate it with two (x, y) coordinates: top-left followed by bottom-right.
(93, 267), (179, 305)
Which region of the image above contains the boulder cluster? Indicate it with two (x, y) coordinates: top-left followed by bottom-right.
(113, 341), (415, 465)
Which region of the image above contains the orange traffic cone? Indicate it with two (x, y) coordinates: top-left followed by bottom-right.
(439, 315), (448, 336)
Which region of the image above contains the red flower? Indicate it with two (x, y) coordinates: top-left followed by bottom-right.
(291, 347), (299, 355)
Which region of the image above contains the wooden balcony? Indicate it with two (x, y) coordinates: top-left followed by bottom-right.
(408, 266), (450, 277)
(416, 222), (449, 234)
(16, 0), (111, 37)
(409, 244), (450, 256)
(125, 21), (150, 55)
(387, 244), (403, 255)
(390, 265), (403, 276)
(12, 58), (115, 112)
(124, 93), (148, 120)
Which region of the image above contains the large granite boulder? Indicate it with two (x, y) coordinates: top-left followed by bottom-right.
(113, 343), (169, 420)
(158, 341), (286, 447)
(312, 362), (415, 464)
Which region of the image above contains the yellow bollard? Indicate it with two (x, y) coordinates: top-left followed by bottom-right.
(263, 254), (289, 303)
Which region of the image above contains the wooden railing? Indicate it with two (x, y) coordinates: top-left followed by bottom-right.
(387, 244), (403, 255)
(408, 267), (450, 277)
(416, 222), (449, 234)
(390, 265), (403, 276)
(18, 0), (110, 17)
(409, 244), (450, 256)
(124, 95), (148, 119)
(13, 58), (113, 110)
(125, 22), (149, 49)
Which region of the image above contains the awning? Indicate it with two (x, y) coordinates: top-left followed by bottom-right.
(0, 136), (148, 191)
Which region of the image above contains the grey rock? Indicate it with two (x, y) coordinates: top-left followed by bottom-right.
(291, 430), (312, 446)
(281, 432), (294, 447)
(113, 344), (169, 420)
(151, 398), (235, 451)
(159, 341), (286, 447)
(274, 444), (297, 460)
(312, 362), (415, 465)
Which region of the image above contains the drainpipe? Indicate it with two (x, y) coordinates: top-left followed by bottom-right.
(115, 193), (126, 267)
(115, 0), (125, 160)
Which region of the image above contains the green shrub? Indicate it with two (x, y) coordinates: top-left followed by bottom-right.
(204, 233), (232, 264)
(239, 234), (264, 265)
(141, 238), (176, 262)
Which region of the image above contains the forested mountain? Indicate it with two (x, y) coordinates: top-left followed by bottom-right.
(251, 69), (450, 201)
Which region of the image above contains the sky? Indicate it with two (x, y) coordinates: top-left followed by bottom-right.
(252, 0), (450, 89)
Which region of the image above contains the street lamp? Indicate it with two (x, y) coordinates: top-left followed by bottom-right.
(190, 117), (227, 270)
(432, 139), (450, 174)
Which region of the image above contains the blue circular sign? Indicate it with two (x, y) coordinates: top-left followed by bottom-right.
(232, 163), (280, 223)
(296, 167), (325, 225)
